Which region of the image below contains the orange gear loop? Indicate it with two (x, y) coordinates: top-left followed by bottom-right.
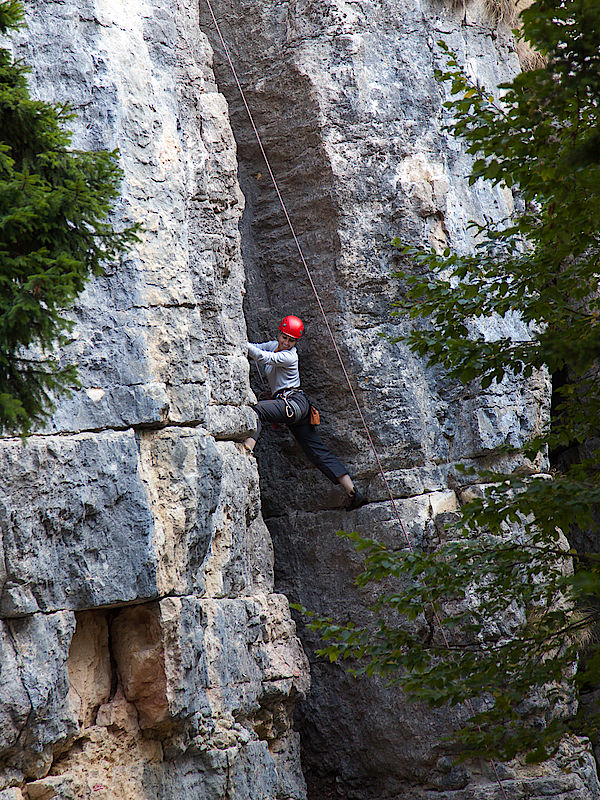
(202, 2), (509, 796)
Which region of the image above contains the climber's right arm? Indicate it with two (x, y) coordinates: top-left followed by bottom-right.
(247, 342), (297, 367)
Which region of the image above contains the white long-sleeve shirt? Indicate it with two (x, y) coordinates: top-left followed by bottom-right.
(247, 341), (300, 395)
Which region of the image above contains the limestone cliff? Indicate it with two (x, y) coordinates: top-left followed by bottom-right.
(200, 0), (600, 797)
(1, 1), (600, 799)
(0, 2), (308, 799)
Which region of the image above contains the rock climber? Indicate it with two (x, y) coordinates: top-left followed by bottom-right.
(243, 315), (365, 510)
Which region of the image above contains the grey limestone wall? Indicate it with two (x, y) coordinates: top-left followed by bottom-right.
(0, 1), (309, 799)
(198, 0), (600, 797)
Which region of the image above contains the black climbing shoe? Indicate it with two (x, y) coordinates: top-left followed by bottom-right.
(346, 488), (366, 511)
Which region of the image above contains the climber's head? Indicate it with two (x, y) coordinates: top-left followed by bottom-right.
(279, 315), (304, 340)
(277, 315), (303, 351)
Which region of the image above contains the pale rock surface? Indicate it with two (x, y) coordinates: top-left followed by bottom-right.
(0, 429), (273, 614)
(0, 0), (310, 798)
(110, 605), (170, 728)
(198, 0), (598, 797)
(67, 611), (112, 729)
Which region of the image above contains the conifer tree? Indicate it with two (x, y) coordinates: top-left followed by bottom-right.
(0, 0), (137, 435)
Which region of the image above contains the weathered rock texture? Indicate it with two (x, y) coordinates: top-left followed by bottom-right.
(3, 0), (600, 799)
(198, 0), (600, 797)
(0, 1), (309, 798)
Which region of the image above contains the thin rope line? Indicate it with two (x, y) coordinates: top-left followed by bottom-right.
(253, 359), (269, 394)
(202, 4), (508, 796)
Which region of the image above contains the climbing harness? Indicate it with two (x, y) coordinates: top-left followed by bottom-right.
(274, 388), (306, 424)
(251, 361), (303, 420)
(202, 3), (509, 796)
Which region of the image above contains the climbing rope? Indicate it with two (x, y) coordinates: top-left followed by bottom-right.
(253, 359), (269, 395)
(202, 3), (509, 796)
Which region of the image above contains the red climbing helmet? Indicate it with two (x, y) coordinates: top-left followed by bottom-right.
(279, 315), (304, 339)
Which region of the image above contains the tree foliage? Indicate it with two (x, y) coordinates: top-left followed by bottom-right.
(302, 0), (600, 763)
(0, 0), (138, 435)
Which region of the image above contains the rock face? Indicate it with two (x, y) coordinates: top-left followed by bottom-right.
(0, 1), (309, 798)
(2, 1), (600, 800)
(198, 0), (600, 798)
